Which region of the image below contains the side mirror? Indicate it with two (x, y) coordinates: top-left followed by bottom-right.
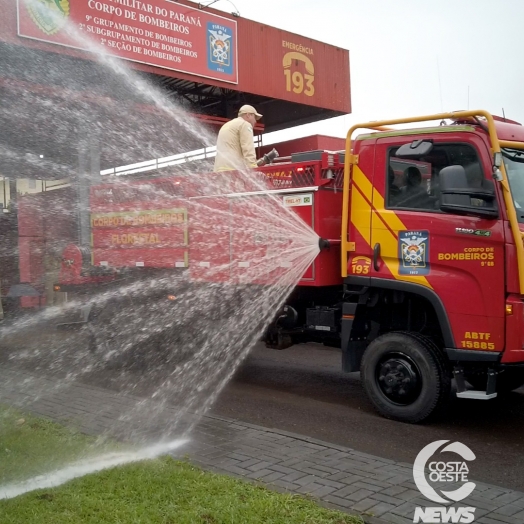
(395, 140), (434, 158)
(439, 165), (498, 218)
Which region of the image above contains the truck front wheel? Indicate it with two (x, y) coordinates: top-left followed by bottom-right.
(361, 332), (450, 423)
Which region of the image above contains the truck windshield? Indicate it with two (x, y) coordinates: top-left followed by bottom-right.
(503, 148), (524, 222)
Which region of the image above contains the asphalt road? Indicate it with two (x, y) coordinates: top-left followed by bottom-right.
(211, 342), (524, 492)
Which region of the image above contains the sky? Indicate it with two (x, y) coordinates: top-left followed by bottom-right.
(199, 0), (524, 145)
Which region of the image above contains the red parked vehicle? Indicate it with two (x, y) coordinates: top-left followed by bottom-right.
(58, 110), (524, 423)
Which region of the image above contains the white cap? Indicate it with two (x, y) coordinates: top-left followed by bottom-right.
(238, 104), (263, 120)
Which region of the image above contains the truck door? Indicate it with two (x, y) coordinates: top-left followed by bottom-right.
(370, 133), (506, 351)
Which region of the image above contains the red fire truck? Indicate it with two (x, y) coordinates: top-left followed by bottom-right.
(58, 109), (524, 423)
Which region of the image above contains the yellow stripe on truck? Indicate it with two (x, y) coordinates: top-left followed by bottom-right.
(350, 166), (373, 245)
(352, 166), (373, 202)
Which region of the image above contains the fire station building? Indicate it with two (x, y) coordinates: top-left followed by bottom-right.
(0, 0), (350, 316)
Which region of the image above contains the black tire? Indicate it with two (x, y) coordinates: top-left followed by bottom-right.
(361, 332), (451, 423)
(466, 369), (524, 393)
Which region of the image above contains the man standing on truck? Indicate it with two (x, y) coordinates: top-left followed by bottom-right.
(213, 105), (262, 172)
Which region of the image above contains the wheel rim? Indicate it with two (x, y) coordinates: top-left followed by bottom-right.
(376, 352), (423, 405)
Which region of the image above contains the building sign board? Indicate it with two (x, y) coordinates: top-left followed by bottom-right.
(17, 0), (238, 83)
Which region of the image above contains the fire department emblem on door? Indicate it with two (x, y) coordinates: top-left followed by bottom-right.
(399, 230), (430, 275)
(25, 0), (70, 35)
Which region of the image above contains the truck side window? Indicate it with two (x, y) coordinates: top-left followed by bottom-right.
(386, 143), (484, 211)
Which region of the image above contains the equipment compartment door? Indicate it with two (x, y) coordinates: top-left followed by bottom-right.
(371, 133), (506, 351)
(230, 191), (315, 285)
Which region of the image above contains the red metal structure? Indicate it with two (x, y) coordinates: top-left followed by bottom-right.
(77, 146), (344, 285)
(57, 135), (345, 287)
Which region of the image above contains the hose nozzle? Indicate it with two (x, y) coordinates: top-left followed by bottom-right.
(257, 148), (279, 166)
(318, 238), (330, 250)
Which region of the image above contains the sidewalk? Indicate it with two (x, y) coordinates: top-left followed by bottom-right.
(1, 364), (524, 524)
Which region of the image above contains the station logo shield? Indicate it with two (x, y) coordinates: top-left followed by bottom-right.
(399, 230), (430, 275)
(207, 22), (234, 75)
(25, 0), (70, 35)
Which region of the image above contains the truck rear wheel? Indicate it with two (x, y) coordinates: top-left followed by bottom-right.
(361, 332), (450, 423)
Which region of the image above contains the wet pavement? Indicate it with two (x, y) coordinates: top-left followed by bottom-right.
(2, 325), (524, 523)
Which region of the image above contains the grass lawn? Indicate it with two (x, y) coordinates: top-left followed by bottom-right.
(0, 407), (117, 484)
(0, 408), (363, 524)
